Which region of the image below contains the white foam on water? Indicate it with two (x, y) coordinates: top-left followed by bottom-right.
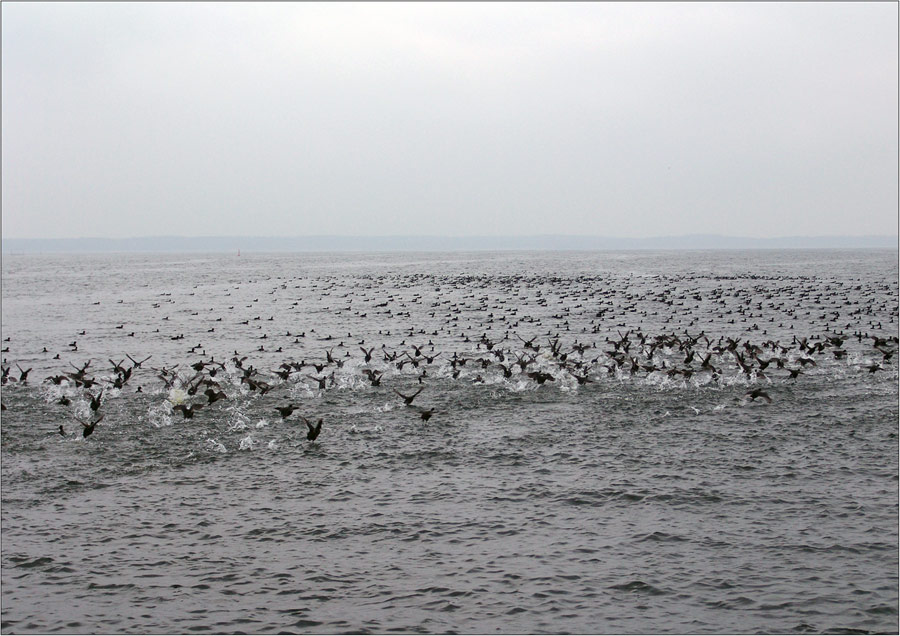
(72, 401), (91, 420)
(239, 434), (256, 450)
(147, 406), (173, 428)
(167, 387), (188, 405)
(349, 424), (384, 435)
(721, 374), (753, 388)
(519, 378), (541, 392)
(40, 383), (68, 404)
(229, 419), (249, 432)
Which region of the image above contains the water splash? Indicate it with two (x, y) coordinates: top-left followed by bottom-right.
(239, 434), (256, 451)
(168, 388), (187, 405)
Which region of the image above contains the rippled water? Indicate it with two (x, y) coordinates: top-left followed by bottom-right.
(1, 250), (898, 634)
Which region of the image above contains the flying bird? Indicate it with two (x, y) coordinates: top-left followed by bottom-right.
(274, 404), (299, 419)
(300, 416), (323, 441)
(76, 414), (104, 438)
(393, 387), (424, 406)
(172, 403), (204, 419)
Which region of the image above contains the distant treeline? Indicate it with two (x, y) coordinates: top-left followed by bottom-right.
(2, 234), (897, 253)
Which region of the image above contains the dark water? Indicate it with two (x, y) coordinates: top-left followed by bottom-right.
(1, 249), (897, 634)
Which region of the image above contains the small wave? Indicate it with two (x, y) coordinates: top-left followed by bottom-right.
(87, 582), (136, 590)
(635, 531), (686, 543)
(290, 619), (324, 628)
(608, 580), (667, 596)
(12, 556), (54, 569)
(865, 604), (898, 615)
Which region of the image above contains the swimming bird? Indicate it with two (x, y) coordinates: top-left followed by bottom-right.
(745, 388), (772, 403)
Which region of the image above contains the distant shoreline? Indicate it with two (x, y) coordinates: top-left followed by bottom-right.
(1, 234), (897, 254)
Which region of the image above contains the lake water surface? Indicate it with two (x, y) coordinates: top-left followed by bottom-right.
(1, 249), (897, 634)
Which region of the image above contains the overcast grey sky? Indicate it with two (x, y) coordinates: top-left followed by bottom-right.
(2, 2), (897, 239)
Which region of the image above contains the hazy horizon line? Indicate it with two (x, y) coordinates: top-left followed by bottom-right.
(3, 232), (897, 241)
(3, 233), (897, 254)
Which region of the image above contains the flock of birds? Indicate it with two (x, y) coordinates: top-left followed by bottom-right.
(1, 267), (897, 443)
